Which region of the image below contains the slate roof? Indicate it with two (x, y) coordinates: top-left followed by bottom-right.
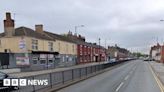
(0, 26), (54, 41)
(0, 26), (106, 49)
(65, 35), (104, 49)
(44, 31), (75, 43)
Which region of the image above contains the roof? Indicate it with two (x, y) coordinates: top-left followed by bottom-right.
(65, 35), (104, 48)
(0, 26), (106, 49)
(0, 27), (54, 41)
(45, 32), (103, 48)
(151, 44), (161, 50)
(44, 31), (75, 43)
(107, 46), (129, 54)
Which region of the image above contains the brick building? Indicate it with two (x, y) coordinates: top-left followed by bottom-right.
(66, 33), (107, 64)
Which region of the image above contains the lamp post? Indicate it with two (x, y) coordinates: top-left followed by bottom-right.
(75, 25), (84, 35)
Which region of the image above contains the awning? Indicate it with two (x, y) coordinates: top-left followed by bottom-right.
(32, 51), (59, 55)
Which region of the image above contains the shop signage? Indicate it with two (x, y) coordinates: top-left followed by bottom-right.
(16, 56), (30, 66)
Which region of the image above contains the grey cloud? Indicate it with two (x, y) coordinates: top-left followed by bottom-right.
(0, 0), (164, 54)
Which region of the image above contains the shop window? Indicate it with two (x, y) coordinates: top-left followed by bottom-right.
(49, 60), (53, 63)
(40, 60), (46, 64)
(33, 60), (37, 64)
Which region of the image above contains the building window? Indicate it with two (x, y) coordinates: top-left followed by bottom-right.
(48, 42), (53, 51)
(33, 60), (37, 64)
(80, 57), (82, 62)
(48, 60), (53, 64)
(32, 39), (38, 50)
(40, 60), (46, 64)
(80, 45), (83, 55)
(32, 57), (38, 64)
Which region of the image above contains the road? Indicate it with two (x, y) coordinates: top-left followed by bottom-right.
(57, 60), (162, 92)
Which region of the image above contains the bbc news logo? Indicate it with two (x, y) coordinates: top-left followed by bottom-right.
(3, 79), (48, 86)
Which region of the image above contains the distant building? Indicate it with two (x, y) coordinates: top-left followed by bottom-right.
(150, 43), (162, 62)
(107, 45), (130, 60)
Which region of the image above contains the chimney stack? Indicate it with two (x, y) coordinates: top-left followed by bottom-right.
(35, 24), (43, 33)
(4, 12), (15, 37)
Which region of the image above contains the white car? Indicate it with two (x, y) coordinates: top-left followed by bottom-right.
(109, 58), (116, 63)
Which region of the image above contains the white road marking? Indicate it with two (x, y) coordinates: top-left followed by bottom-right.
(124, 75), (129, 80)
(115, 65), (137, 92)
(115, 82), (124, 92)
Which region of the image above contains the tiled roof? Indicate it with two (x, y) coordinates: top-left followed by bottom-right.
(107, 46), (129, 54)
(0, 27), (54, 41)
(65, 35), (104, 48)
(44, 31), (75, 43)
(0, 26), (106, 49)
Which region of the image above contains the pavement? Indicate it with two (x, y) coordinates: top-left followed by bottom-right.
(149, 61), (164, 91)
(9, 61), (106, 78)
(56, 60), (161, 92)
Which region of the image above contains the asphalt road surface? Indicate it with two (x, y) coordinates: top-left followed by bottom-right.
(57, 60), (161, 92)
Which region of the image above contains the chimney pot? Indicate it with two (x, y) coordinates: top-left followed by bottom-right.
(4, 12), (15, 37)
(35, 24), (43, 33)
(6, 12), (11, 20)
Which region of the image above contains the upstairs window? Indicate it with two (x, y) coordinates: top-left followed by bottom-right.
(32, 39), (38, 50)
(48, 42), (53, 51)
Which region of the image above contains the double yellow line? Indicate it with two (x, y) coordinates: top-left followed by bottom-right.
(149, 64), (164, 92)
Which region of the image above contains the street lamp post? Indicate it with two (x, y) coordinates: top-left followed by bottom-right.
(75, 25), (84, 35)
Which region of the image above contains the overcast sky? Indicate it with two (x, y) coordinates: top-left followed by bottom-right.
(0, 0), (164, 54)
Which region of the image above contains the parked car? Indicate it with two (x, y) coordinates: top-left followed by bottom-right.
(143, 57), (152, 61)
(0, 72), (19, 91)
(109, 58), (117, 63)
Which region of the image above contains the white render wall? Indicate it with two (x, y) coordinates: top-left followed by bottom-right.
(151, 48), (161, 61)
